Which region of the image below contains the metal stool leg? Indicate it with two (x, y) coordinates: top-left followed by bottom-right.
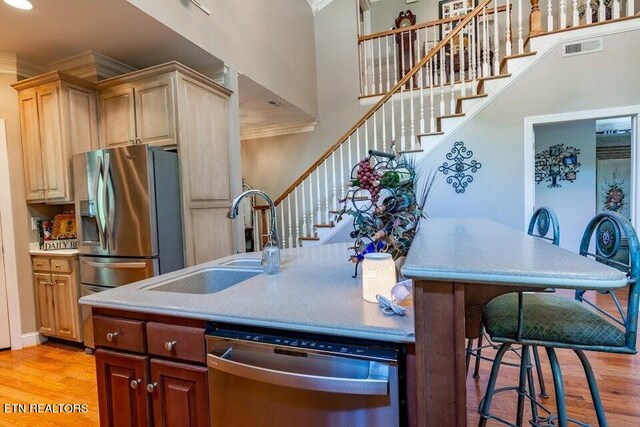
(516, 345), (530, 426)
(574, 349), (608, 427)
(466, 338), (474, 375)
(532, 346), (549, 398)
(478, 343), (510, 427)
(525, 348), (541, 424)
(545, 347), (568, 427)
(473, 330), (484, 379)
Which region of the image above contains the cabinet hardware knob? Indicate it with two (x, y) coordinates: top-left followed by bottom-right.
(136, 138), (142, 144)
(106, 332), (119, 341)
(130, 379), (142, 389)
(129, 139), (135, 145)
(164, 341), (177, 352)
(54, 265), (60, 269)
(146, 382), (157, 393)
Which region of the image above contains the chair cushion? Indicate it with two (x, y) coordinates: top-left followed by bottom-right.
(483, 293), (625, 347)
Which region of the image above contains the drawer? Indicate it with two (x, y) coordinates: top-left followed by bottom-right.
(93, 316), (146, 353)
(32, 257), (51, 272)
(50, 258), (72, 273)
(147, 322), (205, 364)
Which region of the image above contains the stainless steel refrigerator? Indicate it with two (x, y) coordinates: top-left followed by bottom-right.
(73, 145), (184, 350)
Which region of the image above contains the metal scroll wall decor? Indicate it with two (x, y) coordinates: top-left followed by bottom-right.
(438, 141), (482, 193)
(535, 143), (581, 188)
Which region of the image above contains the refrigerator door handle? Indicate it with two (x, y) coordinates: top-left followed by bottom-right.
(105, 154), (116, 251)
(102, 153), (115, 251)
(83, 260), (149, 269)
(93, 155), (106, 250)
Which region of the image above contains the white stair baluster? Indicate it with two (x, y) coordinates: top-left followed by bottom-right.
(429, 58), (435, 132)
(287, 196), (293, 249)
(586, 0), (593, 24)
(382, 103), (387, 152)
(459, 30), (466, 98)
(302, 179), (308, 237)
(560, 0), (567, 28)
(373, 109), (378, 151)
(628, 0), (635, 19)
(493, 0), (500, 73)
(598, 0), (605, 23)
(371, 39), (377, 94)
(393, 31), (399, 86)
(505, 0), (512, 57)
(365, 117), (370, 153)
(341, 140), (347, 200)
(309, 174), (315, 234)
(316, 169), (322, 229)
(418, 28), (425, 136)
(471, 16), (478, 95)
(280, 204), (286, 248)
(439, 46), (445, 118)
(482, 8), (490, 77)
(294, 188), (300, 247)
(331, 151), (337, 211)
(378, 37), (383, 94)
(548, 0), (554, 31)
(517, 0), (524, 53)
(400, 79), (406, 151)
(613, 0), (620, 19)
(323, 159), (329, 223)
(572, 0), (579, 26)
(449, 38), (455, 114)
(386, 35), (391, 91)
(356, 127), (361, 161)
(391, 92), (396, 148)
(361, 41), (367, 96)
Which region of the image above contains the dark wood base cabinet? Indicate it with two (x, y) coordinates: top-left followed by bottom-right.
(93, 309), (209, 427)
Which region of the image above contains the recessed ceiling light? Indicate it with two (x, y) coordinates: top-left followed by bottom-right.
(3, 0), (33, 10)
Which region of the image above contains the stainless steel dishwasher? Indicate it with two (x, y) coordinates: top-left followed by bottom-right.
(206, 328), (401, 426)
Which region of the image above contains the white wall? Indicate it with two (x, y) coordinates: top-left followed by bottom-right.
(419, 28), (640, 245)
(534, 120), (596, 251)
(126, 0), (318, 118)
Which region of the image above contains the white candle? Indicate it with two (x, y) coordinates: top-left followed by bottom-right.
(362, 253), (396, 303)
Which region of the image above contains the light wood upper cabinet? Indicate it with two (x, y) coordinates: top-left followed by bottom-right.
(18, 88), (45, 201)
(13, 71), (99, 204)
(99, 87), (136, 147)
(98, 74), (176, 148)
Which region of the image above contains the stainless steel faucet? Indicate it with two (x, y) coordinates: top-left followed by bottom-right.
(228, 189), (280, 273)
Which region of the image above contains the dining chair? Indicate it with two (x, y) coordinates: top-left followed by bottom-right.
(466, 206), (560, 400)
(478, 212), (639, 427)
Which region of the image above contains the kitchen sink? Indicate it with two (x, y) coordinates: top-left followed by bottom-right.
(219, 258), (263, 268)
(143, 267), (262, 294)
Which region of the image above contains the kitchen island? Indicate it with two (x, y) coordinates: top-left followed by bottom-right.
(80, 242), (416, 427)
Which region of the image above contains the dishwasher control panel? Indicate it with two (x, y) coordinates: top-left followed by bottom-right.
(209, 327), (399, 362)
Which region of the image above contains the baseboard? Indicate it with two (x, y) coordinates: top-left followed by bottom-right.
(21, 332), (47, 348)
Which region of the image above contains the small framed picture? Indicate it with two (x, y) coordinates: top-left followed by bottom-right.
(439, 0), (476, 38)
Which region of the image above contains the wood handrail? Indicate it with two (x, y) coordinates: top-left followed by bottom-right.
(357, 4), (512, 43)
(273, 0), (493, 206)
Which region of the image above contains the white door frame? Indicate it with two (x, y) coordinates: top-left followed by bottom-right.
(524, 105), (640, 232)
(0, 119), (23, 350)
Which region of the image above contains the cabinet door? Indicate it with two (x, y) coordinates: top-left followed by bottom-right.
(67, 85), (99, 154)
(34, 273), (55, 336)
(51, 273), (79, 340)
(95, 349), (150, 427)
(18, 88), (45, 202)
(134, 75), (177, 147)
(99, 87), (136, 148)
(37, 83), (69, 201)
(149, 359), (209, 427)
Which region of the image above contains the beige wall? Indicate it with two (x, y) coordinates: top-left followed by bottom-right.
(0, 61), (37, 334)
(242, 0), (368, 198)
(126, 0), (319, 119)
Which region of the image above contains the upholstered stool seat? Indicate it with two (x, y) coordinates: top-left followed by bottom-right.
(484, 293), (625, 350)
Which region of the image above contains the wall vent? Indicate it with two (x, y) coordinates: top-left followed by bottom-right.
(562, 38), (603, 57)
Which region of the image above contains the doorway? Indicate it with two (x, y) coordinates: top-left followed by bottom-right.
(524, 107), (639, 252)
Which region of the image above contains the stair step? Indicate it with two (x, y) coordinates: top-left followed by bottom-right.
(417, 131), (444, 138)
(477, 73), (512, 93)
(299, 236), (320, 241)
(314, 223), (335, 228)
(455, 93), (488, 114)
(500, 51), (537, 74)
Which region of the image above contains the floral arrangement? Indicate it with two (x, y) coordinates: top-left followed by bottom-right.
(603, 181), (625, 212)
(335, 149), (435, 276)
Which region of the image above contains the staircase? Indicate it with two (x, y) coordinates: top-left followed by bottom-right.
(250, 0), (640, 251)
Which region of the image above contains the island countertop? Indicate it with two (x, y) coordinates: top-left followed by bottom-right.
(401, 218), (628, 289)
(79, 243), (416, 344)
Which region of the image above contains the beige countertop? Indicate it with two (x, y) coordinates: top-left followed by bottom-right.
(29, 242), (79, 257)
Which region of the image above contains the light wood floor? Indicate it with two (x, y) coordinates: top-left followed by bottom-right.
(1, 291), (639, 426)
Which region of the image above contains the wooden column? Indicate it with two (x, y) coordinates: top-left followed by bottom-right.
(529, 0), (544, 36)
(413, 280), (467, 427)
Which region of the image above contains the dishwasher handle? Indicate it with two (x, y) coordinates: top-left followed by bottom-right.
(207, 351), (389, 396)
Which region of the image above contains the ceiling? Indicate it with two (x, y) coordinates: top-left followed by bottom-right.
(0, 0), (316, 135)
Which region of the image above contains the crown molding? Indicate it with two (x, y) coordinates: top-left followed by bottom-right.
(0, 52), (17, 75)
(48, 51), (136, 82)
(241, 120), (318, 141)
(0, 53), (48, 78)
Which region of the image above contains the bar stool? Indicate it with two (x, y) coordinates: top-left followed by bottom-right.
(467, 207), (560, 399)
(478, 212), (639, 427)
